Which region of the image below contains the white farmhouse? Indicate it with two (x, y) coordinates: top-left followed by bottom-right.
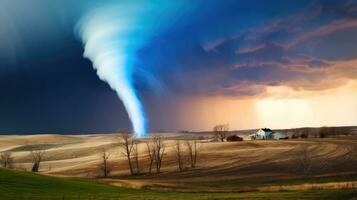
(249, 128), (287, 140)
(249, 128), (273, 140)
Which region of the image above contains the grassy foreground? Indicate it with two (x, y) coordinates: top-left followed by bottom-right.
(0, 168), (355, 200)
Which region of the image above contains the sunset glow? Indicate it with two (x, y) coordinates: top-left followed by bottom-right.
(172, 80), (357, 131)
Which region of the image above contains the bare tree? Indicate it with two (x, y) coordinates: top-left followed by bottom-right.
(297, 146), (312, 177)
(99, 149), (111, 177)
(0, 151), (13, 168)
(119, 134), (134, 175)
(145, 140), (155, 174)
(213, 124), (229, 142)
(31, 150), (45, 172)
(185, 140), (199, 168)
(133, 141), (140, 175)
(174, 140), (184, 172)
(153, 136), (165, 173)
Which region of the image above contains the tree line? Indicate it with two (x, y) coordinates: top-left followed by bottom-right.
(99, 134), (200, 177)
(289, 126), (353, 139)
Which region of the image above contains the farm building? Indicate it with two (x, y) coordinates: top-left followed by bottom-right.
(249, 128), (286, 140)
(226, 135), (243, 142)
(271, 132), (285, 140)
(249, 128), (272, 140)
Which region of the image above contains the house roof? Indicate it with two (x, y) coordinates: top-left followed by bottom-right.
(261, 128), (273, 132)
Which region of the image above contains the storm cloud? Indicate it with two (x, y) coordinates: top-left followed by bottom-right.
(1, 0), (357, 133)
(135, 0), (357, 97)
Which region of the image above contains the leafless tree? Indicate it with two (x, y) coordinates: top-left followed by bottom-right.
(297, 146), (312, 177)
(185, 140), (199, 168)
(99, 149), (111, 177)
(0, 151), (13, 168)
(31, 150), (45, 172)
(174, 140), (184, 172)
(133, 141), (140, 175)
(145, 140), (155, 174)
(153, 136), (165, 173)
(213, 124), (229, 142)
(119, 133), (134, 175)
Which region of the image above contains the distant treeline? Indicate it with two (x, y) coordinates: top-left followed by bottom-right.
(275, 126), (356, 138)
(185, 126), (357, 139)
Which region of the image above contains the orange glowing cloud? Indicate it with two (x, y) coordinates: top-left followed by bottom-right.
(172, 80), (357, 131)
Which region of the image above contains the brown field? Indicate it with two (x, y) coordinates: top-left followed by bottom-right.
(0, 133), (356, 192)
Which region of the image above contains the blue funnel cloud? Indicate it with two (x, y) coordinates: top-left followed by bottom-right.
(76, 1), (187, 137)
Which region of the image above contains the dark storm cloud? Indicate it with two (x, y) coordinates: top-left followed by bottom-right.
(135, 0), (357, 97)
(1, 0), (357, 133)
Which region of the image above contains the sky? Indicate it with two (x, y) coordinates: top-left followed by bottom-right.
(0, 0), (357, 134)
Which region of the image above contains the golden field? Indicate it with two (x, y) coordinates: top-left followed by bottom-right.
(0, 133), (356, 193)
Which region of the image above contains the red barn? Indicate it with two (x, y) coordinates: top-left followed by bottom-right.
(226, 135), (243, 142)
